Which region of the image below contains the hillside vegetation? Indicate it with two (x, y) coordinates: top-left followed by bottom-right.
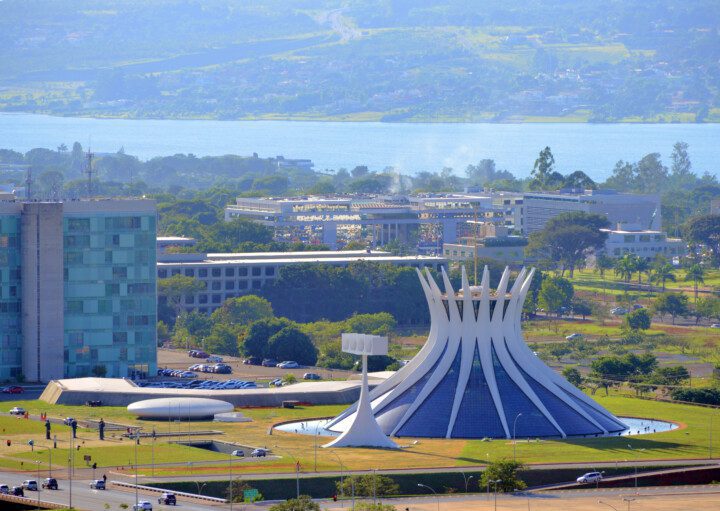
(1, 0), (719, 122)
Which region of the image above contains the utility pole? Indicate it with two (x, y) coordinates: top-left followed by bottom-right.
(84, 148), (95, 197)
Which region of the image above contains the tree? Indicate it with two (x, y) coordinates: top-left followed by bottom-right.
(211, 295), (274, 326)
(268, 326), (318, 365)
(337, 474), (399, 497)
(526, 212), (609, 277)
(696, 296), (720, 322)
(670, 141), (692, 179)
(634, 257), (649, 285)
(157, 274), (205, 321)
(685, 215), (720, 267)
(652, 293), (689, 324)
(649, 259), (676, 291)
(562, 367), (583, 388)
(613, 254), (636, 283)
(684, 263), (705, 303)
(269, 496), (319, 511)
(571, 298), (592, 320)
(242, 318), (294, 358)
(538, 277), (574, 316)
(595, 254), (615, 279)
(480, 460), (526, 493)
(624, 308), (651, 330)
(204, 323), (240, 356)
(530, 146), (555, 190)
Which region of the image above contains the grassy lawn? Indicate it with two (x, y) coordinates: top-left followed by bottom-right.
(2, 392), (718, 478)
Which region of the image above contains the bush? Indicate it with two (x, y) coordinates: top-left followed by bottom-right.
(336, 474), (400, 497)
(670, 387), (720, 405)
(269, 496), (319, 511)
(624, 308), (651, 330)
(480, 460), (526, 493)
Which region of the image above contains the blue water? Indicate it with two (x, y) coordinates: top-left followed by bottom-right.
(1, 113), (719, 180)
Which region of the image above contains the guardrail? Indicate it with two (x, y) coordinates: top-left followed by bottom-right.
(110, 480), (228, 503)
(0, 492), (67, 509)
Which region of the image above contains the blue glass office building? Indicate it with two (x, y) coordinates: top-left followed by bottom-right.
(0, 200), (157, 381)
(327, 267), (626, 439)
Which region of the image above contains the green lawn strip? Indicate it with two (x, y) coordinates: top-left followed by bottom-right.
(460, 394), (719, 465)
(0, 414), (54, 434)
(240, 404), (347, 423)
(3, 401), (136, 423)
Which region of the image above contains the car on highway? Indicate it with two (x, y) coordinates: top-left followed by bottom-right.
(565, 333), (583, 341)
(303, 373), (321, 380)
(1, 385), (24, 394)
(158, 492), (177, 505)
(42, 478), (58, 490)
(22, 479), (38, 491)
(231, 449), (244, 457)
(0, 484), (9, 494)
(576, 471), (603, 484)
(11, 486), (24, 496)
(90, 479), (106, 490)
(133, 501), (153, 511)
(251, 448), (268, 457)
(277, 361), (299, 369)
(9, 406), (25, 415)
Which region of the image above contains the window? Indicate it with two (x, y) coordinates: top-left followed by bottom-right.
(238, 268), (248, 277)
(225, 281), (235, 290)
(199, 294), (208, 304)
(252, 280), (262, 289)
(265, 266), (275, 276)
(67, 218), (90, 232)
(211, 281), (221, 290)
(211, 268), (221, 277)
(171, 269), (181, 276)
(252, 267), (261, 277)
(158, 269), (167, 278)
(238, 281), (248, 290)
(212, 294), (222, 304)
(225, 268), (235, 277)
(185, 295), (195, 304)
(199, 268), (208, 278)
(184, 269), (195, 277)
(113, 267), (127, 279)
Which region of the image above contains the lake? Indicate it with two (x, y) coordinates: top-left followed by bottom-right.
(1, 113), (718, 180)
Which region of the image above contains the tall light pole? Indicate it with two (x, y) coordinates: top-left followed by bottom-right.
(372, 468), (377, 505)
(417, 483), (439, 511)
(513, 413), (523, 462)
(623, 497), (635, 511)
(68, 432), (73, 510)
(135, 428), (141, 509)
(229, 450), (234, 511)
(627, 443), (645, 494)
(460, 472), (474, 493)
(598, 500), (619, 511)
(36, 460), (41, 510)
(314, 424), (319, 472)
(329, 450), (345, 507)
(273, 445), (300, 498)
(492, 479), (502, 511)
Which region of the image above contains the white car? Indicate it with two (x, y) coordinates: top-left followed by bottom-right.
(22, 480), (38, 491)
(710, 324), (720, 329)
(231, 449), (245, 457)
(277, 361), (299, 369)
(576, 471), (603, 484)
(251, 448), (268, 457)
(610, 307), (628, 315)
(133, 501), (153, 511)
(565, 333), (583, 341)
(9, 407), (25, 415)
(206, 356), (223, 363)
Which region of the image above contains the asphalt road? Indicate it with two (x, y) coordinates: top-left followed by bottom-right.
(0, 469), (222, 511)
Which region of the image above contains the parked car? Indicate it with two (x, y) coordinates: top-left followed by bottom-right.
(251, 448), (267, 457)
(576, 471), (603, 484)
(0, 484), (9, 494)
(610, 307), (628, 315)
(42, 478), (58, 490)
(9, 406), (25, 415)
(213, 364), (232, 374)
(303, 373), (321, 380)
(243, 357), (261, 365)
(710, 324), (720, 329)
(277, 361), (299, 369)
(632, 304), (644, 310)
(565, 333), (583, 341)
(2, 385), (23, 394)
(22, 480), (38, 491)
(90, 479), (106, 490)
(206, 355), (223, 363)
(231, 449), (245, 457)
(158, 492), (177, 505)
(269, 378), (283, 387)
(261, 358), (278, 367)
(63, 417), (75, 426)
(133, 501), (153, 511)
(11, 486), (24, 496)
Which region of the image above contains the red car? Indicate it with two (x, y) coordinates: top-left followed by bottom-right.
(2, 386), (24, 394)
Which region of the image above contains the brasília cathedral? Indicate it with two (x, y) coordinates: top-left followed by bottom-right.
(326, 266), (626, 440)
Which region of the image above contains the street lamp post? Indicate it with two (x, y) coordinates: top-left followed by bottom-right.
(36, 460), (41, 511)
(329, 450), (345, 507)
(492, 479), (502, 511)
(627, 444), (645, 494)
(623, 497), (635, 511)
(273, 445), (300, 498)
(417, 483), (439, 511)
(69, 432), (73, 510)
(372, 468), (377, 505)
(134, 428), (142, 510)
(229, 451), (233, 511)
(598, 500), (619, 511)
(513, 413), (523, 462)
(460, 472), (474, 493)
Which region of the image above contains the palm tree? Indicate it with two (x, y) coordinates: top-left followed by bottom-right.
(634, 256), (649, 285)
(614, 254), (635, 283)
(684, 264), (705, 304)
(595, 254), (614, 280)
(650, 262), (676, 292)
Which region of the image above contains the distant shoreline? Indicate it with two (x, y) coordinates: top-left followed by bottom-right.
(1, 110), (717, 124)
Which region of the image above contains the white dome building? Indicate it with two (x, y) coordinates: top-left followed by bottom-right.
(128, 397), (234, 420)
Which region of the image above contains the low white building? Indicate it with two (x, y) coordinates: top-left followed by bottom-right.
(600, 224), (685, 260)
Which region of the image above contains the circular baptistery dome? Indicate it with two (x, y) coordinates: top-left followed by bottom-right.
(128, 397), (234, 419)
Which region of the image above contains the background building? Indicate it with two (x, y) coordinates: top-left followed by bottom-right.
(0, 199), (157, 381)
(157, 249), (446, 314)
(523, 189), (661, 233)
(600, 224), (686, 260)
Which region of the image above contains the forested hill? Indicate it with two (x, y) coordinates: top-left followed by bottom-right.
(1, 0), (719, 122)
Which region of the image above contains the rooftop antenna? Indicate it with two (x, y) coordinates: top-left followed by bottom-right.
(24, 166), (33, 201)
(84, 146), (95, 197)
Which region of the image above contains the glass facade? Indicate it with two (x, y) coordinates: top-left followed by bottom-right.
(63, 212), (157, 378)
(0, 215), (22, 379)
